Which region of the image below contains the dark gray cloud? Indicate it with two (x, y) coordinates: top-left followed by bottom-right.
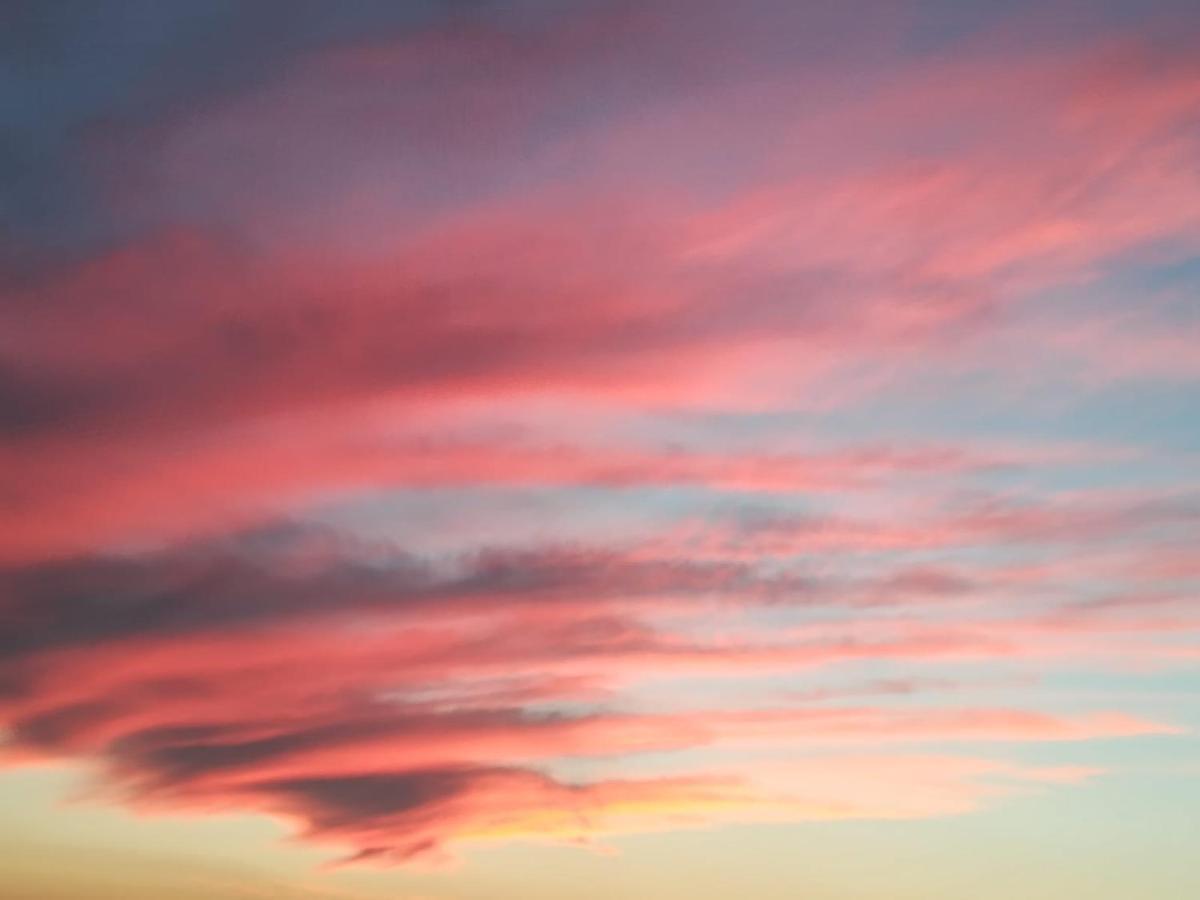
(0, 521), (810, 663)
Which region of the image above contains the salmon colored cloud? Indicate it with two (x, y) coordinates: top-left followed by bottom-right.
(2, 0), (1198, 876)
(1, 522), (1183, 864)
(108, 756), (1102, 867)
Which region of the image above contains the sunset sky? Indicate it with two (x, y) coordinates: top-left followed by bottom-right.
(2, 2), (1198, 898)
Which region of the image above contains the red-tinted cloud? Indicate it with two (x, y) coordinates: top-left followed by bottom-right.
(1, 520), (1183, 862)
(3, 1), (1197, 871)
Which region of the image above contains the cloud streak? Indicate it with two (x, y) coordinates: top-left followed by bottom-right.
(2, 0), (1197, 877)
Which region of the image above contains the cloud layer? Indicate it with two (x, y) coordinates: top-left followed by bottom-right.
(2, 0), (1197, 871)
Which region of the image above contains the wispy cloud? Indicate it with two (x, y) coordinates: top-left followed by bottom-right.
(2, 0), (1197, 878)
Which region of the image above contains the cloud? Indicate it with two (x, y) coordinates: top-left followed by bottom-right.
(8, 16), (1200, 411)
(0, 520), (1181, 863)
(2, 0), (1198, 874)
(654, 489), (1200, 560)
(113, 756), (1104, 866)
(0, 422), (1104, 562)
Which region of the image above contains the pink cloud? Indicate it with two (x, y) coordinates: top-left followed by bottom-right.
(3, 2), (1198, 873)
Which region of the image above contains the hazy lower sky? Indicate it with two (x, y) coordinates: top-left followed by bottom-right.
(2, 2), (1198, 898)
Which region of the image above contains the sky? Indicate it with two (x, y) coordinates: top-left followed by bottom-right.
(1, 1), (1198, 898)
